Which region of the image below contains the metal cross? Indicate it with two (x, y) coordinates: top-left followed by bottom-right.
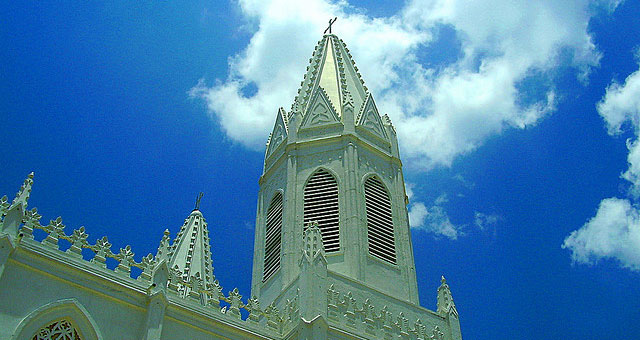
(195, 192), (203, 210)
(324, 17), (337, 34)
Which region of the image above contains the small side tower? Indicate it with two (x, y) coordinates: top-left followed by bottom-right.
(156, 193), (216, 299)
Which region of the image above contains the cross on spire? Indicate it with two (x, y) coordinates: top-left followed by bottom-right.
(324, 17), (337, 34)
(194, 192), (203, 210)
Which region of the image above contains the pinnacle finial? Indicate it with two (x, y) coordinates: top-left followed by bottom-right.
(441, 275), (447, 285)
(302, 221), (325, 260)
(10, 171), (35, 209)
(194, 192), (203, 211)
(324, 17), (337, 35)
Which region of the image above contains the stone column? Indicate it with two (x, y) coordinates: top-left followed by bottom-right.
(297, 224), (328, 339)
(142, 293), (167, 340)
(142, 261), (170, 340)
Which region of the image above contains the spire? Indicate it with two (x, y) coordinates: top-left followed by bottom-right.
(437, 276), (459, 319)
(10, 172), (34, 210)
(291, 34), (369, 120)
(1, 172), (35, 237)
(166, 203), (215, 293)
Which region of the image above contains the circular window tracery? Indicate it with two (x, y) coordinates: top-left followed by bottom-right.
(32, 319), (82, 340)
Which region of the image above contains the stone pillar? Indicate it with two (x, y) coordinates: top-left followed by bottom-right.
(343, 140), (363, 280)
(297, 223), (328, 339)
(298, 316), (329, 340)
(142, 261), (170, 340)
(0, 233), (16, 281)
(448, 314), (463, 340)
(142, 293), (168, 340)
(285, 152), (299, 284)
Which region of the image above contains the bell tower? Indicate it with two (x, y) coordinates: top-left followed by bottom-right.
(251, 32), (420, 309)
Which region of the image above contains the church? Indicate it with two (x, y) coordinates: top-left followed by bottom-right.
(0, 31), (462, 340)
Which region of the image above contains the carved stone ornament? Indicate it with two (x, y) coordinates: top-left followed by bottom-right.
(300, 88), (340, 130)
(357, 94), (389, 141)
(32, 319), (81, 340)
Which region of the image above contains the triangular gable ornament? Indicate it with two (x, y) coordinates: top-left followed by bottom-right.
(265, 107), (289, 158)
(299, 87), (340, 130)
(356, 94), (388, 141)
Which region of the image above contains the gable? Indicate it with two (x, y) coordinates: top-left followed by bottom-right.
(265, 107), (288, 158)
(299, 88), (340, 131)
(356, 94), (388, 141)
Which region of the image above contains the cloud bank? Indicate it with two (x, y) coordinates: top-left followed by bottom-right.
(191, 0), (615, 168)
(563, 59), (640, 271)
(407, 189), (460, 239)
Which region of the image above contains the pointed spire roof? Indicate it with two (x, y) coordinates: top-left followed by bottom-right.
(291, 34), (369, 120)
(167, 205), (215, 289)
(10, 172), (34, 210)
(437, 276), (459, 318)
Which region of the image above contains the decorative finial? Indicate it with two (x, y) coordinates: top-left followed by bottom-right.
(441, 275), (447, 285)
(324, 17), (337, 34)
(10, 171), (35, 209)
(194, 192), (203, 210)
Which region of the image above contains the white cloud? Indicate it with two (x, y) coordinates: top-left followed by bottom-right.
(191, 0), (617, 167)
(408, 202), (428, 229)
(405, 182), (415, 201)
(564, 59), (640, 271)
(596, 65), (640, 193)
(563, 198), (640, 270)
(474, 212), (502, 231)
(409, 194), (460, 239)
(597, 64), (640, 135)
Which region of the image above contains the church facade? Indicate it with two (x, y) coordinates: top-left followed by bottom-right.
(0, 33), (462, 340)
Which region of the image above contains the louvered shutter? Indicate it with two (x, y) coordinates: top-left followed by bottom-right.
(304, 169), (340, 252)
(263, 192), (283, 281)
(364, 176), (396, 264)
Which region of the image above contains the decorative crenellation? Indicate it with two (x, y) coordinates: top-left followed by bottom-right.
(327, 284), (446, 340)
(0, 173), (296, 335)
(20, 211), (159, 280)
(164, 267), (297, 334)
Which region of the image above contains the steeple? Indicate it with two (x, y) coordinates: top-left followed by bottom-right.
(157, 195), (215, 294)
(290, 34), (369, 119)
(253, 31), (418, 309)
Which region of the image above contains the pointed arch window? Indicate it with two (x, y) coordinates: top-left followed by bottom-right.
(263, 192), (283, 282)
(304, 169), (340, 252)
(364, 176), (396, 264)
(32, 319), (82, 340)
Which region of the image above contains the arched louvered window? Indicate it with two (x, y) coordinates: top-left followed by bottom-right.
(364, 176), (396, 264)
(304, 169), (340, 252)
(263, 192), (283, 282)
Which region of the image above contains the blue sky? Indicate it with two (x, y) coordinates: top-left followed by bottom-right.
(2, 1), (640, 338)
